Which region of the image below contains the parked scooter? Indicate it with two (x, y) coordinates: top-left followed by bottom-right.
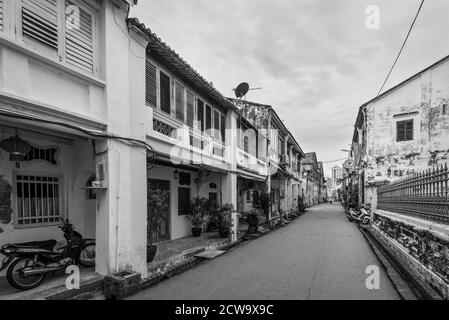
(0, 220), (95, 290)
(347, 206), (371, 225)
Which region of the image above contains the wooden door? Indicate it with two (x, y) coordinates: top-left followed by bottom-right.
(148, 179), (170, 242)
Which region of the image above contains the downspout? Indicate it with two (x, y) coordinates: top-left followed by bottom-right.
(114, 146), (121, 272)
(266, 109), (272, 222)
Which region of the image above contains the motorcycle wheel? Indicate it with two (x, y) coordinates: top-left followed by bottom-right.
(7, 257), (46, 290)
(79, 243), (96, 267)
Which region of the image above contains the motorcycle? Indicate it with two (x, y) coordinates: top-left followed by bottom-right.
(0, 220), (95, 290)
(347, 206), (371, 225)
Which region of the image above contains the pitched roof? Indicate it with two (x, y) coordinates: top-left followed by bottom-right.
(127, 18), (237, 112)
(227, 98), (305, 158)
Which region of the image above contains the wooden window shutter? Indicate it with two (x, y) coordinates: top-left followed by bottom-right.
(0, 0), (4, 31)
(175, 83), (184, 121)
(197, 99), (204, 131)
(205, 105), (212, 131)
(145, 60), (157, 108)
(214, 110), (220, 139)
(22, 0), (58, 51)
(221, 114), (226, 142)
(159, 71), (171, 115)
(397, 120), (413, 142)
(65, 0), (95, 73)
(250, 131), (256, 157)
(405, 120), (413, 140)
(186, 91), (194, 128)
(178, 187), (191, 216)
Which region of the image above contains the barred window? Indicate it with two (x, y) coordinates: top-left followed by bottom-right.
(15, 174), (63, 226)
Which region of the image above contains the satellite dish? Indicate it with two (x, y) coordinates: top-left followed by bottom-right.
(234, 82), (249, 98)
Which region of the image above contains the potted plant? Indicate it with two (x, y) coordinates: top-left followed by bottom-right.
(243, 208), (263, 234)
(216, 203), (234, 238)
(147, 189), (169, 262)
(186, 197), (208, 237)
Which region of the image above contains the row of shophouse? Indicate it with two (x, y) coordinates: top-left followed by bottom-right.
(348, 54), (449, 298)
(0, 0), (326, 280)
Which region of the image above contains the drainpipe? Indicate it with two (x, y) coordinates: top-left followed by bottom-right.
(266, 109), (272, 222)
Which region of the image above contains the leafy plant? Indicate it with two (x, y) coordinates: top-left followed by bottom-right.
(217, 203), (234, 229)
(147, 189), (169, 246)
(186, 197), (209, 228)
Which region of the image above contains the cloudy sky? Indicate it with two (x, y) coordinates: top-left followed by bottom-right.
(131, 0), (448, 176)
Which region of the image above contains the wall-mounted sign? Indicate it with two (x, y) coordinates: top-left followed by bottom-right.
(343, 159), (354, 170)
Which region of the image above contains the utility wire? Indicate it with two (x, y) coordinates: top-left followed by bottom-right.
(322, 157), (348, 164)
(366, 0), (425, 112)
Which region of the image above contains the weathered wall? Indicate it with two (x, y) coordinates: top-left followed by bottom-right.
(364, 58), (449, 207)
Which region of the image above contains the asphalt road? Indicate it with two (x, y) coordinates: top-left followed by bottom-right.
(128, 204), (401, 300)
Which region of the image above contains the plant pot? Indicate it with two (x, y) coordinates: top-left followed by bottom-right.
(191, 226), (202, 237)
(218, 226), (230, 238)
(147, 245), (157, 262)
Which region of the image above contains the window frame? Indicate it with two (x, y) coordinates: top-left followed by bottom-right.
(396, 119), (414, 142)
(146, 58), (227, 143)
(12, 170), (65, 229)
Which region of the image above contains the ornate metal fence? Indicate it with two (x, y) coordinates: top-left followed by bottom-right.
(377, 163), (449, 224)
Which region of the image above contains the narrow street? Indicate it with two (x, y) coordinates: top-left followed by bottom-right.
(128, 204), (400, 300)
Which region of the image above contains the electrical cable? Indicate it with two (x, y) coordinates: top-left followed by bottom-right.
(366, 0), (425, 112)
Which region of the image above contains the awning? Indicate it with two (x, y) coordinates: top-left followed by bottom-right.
(236, 170), (267, 183)
(152, 153), (229, 175)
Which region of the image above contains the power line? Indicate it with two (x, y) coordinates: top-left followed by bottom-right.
(322, 157), (348, 164)
(366, 0), (425, 112)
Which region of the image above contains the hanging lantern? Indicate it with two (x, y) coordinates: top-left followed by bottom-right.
(0, 134), (32, 162)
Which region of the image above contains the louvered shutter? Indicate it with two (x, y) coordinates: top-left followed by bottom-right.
(160, 71), (171, 115)
(186, 91), (194, 128)
(220, 114), (226, 142)
(22, 0), (58, 51)
(250, 130), (257, 157)
(405, 120), (413, 140)
(205, 105), (212, 131)
(197, 99), (204, 131)
(214, 110), (220, 139)
(175, 83), (184, 121)
(145, 61), (157, 108)
(0, 0), (4, 31)
(65, 0), (94, 73)
(397, 122), (405, 141)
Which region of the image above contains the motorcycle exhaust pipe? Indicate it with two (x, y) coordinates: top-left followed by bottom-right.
(22, 266), (64, 276)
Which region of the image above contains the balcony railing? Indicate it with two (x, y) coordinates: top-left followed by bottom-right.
(151, 109), (225, 159)
(377, 164), (449, 224)
(237, 148), (266, 176)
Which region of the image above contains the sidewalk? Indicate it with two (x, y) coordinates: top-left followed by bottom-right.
(0, 268), (99, 300)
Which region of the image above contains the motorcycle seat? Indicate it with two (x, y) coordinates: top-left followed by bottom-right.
(10, 239), (57, 250)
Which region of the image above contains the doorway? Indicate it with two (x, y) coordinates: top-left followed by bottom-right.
(148, 179), (170, 242)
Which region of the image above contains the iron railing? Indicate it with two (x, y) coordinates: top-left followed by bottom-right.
(377, 163), (449, 224)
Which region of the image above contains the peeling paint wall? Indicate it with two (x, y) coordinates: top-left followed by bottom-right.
(363, 59), (449, 208)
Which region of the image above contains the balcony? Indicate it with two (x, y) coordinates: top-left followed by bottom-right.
(148, 108), (227, 166)
(237, 148), (267, 177)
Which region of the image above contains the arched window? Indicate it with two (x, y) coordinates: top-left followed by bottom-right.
(243, 136), (249, 153)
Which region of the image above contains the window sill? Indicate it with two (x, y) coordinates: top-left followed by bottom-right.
(0, 36), (106, 88)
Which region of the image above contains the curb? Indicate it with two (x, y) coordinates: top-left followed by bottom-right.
(360, 225), (443, 300)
